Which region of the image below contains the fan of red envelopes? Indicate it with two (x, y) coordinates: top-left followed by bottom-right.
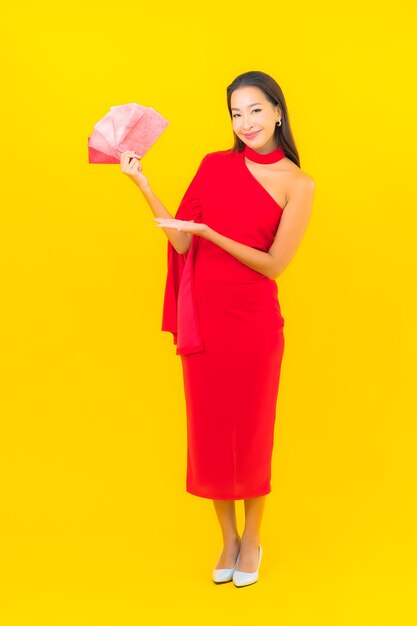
(88, 103), (169, 163)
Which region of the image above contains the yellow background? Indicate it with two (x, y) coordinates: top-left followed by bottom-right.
(1, 0), (416, 623)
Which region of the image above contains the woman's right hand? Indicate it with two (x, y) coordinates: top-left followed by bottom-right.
(120, 150), (149, 190)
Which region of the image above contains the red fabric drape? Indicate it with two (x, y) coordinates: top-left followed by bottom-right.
(161, 157), (207, 355)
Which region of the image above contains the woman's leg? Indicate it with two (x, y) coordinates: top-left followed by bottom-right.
(212, 499), (241, 568)
(238, 495), (266, 571)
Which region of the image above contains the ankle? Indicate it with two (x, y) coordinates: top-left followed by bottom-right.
(222, 534), (240, 546)
(241, 533), (260, 546)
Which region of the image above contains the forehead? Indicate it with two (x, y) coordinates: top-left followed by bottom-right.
(231, 86), (265, 107)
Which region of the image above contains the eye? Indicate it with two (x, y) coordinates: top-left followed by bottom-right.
(232, 108), (262, 119)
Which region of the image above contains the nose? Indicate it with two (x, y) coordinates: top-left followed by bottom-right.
(241, 115), (254, 130)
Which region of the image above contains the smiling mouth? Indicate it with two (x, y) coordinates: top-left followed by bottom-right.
(244, 130), (260, 137)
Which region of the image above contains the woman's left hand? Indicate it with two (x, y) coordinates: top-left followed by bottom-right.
(154, 217), (209, 237)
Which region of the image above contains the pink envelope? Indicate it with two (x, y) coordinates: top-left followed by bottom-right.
(88, 103), (169, 163)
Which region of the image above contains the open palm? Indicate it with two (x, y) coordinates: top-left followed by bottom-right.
(154, 217), (207, 236)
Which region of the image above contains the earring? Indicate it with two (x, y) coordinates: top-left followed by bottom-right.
(276, 120), (282, 126)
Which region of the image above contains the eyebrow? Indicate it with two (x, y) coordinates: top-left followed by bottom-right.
(231, 102), (262, 111)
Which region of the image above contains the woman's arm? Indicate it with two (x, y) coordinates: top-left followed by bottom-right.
(266, 174), (315, 279)
(120, 150), (191, 254)
(203, 229), (277, 278)
(140, 184), (192, 254)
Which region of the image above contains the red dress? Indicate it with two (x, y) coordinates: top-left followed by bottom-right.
(161, 145), (286, 500)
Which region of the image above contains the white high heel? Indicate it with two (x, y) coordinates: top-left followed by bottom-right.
(212, 550), (240, 584)
(233, 544), (262, 587)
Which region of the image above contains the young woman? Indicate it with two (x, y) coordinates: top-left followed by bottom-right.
(120, 70), (315, 587)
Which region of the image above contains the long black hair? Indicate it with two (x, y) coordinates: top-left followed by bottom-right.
(226, 70), (300, 168)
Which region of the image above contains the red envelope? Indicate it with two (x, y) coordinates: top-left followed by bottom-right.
(88, 103), (169, 163)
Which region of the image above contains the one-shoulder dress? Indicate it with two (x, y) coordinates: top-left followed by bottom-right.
(161, 148), (285, 500)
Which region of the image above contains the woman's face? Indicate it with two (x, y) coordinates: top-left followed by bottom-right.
(231, 86), (281, 151)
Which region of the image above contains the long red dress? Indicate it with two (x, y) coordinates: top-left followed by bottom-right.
(161, 145), (286, 500)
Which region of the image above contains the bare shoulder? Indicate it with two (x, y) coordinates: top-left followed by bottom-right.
(284, 160), (315, 208)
